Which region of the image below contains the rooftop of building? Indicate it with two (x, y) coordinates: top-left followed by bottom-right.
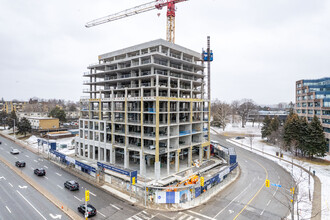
(98, 39), (202, 61)
(26, 116), (59, 120)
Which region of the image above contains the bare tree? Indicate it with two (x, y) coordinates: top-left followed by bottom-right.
(236, 99), (256, 128)
(211, 99), (231, 131)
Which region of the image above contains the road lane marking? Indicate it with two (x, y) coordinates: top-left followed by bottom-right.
(213, 184), (251, 218)
(44, 165), (48, 169)
(6, 206), (11, 213)
(14, 156), (18, 159)
(260, 209), (265, 215)
(44, 176), (48, 179)
(98, 212), (106, 217)
(188, 210), (215, 220)
(0, 147), (3, 150)
(90, 191), (96, 196)
(267, 200), (271, 206)
(34, 160), (38, 163)
(19, 185), (28, 189)
(178, 213), (188, 220)
(49, 214), (62, 219)
(16, 190), (47, 220)
(55, 172), (62, 176)
(233, 156), (269, 220)
(57, 185), (63, 190)
(74, 196), (82, 202)
(0, 176), (6, 180)
(9, 182), (13, 187)
(25, 155), (29, 158)
(110, 204), (121, 210)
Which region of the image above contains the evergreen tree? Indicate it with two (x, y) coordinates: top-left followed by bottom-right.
(283, 112), (300, 154)
(17, 117), (32, 137)
(270, 116), (280, 132)
(0, 111), (8, 126)
(309, 116), (327, 158)
(298, 117), (310, 156)
(7, 110), (18, 131)
(49, 106), (66, 122)
(261, 115), (272, 139)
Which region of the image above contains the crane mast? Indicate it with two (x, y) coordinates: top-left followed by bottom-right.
(85, 0), (188, 43)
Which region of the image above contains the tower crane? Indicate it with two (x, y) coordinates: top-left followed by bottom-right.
(85, 0), (188, 43)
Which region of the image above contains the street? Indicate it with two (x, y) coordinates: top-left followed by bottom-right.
(0, 133), (294, 220)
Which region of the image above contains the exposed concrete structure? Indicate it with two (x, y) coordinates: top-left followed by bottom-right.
(295, 77), (330, 152)
(75, 39), (211, 180)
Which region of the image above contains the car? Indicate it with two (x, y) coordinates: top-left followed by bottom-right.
(34, 168), (46, 176)
(0, 141), (2, 144)
(10, 149), (20, 154)
(64, 180), (79, 191)
(15, 161), (26, 167)
(77, 204), (97, 217)
(235, 136), (245, 140)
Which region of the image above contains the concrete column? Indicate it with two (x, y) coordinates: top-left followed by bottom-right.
(167, 152), (170, 175)
(188, 146), (192, 167)
(155, 161), (160, 180)
(140, 152), (146, 176)
(124, 148), (129, 169)
(199, 146), (203, 162)
(175, 150), (180, 173)
(207, 145), (210, 160)
(110, 147), (115, 164)
(88, 145), (91, 159)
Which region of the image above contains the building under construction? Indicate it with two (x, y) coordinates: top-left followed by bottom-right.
(75, 39), (211, 180)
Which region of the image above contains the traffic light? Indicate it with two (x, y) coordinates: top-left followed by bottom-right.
(265, 179), (270, 188)
(200, 177), (204, 187)
(290, 187), (295, 195)
(85, 190), (90, 202)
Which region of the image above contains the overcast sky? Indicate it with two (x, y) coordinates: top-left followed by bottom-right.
(0, 0), (329, 105)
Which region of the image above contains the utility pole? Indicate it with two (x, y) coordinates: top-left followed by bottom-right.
(13, 119), (16, 140)
(291, 157), (294, 220)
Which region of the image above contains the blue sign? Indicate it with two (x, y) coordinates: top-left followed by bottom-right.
(271, 183), (282, 188)
(97, 162), (137, 184)
(75, 160), (96, 173)
(50, 150), (66, 159)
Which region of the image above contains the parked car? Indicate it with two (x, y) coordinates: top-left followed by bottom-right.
(10, 149), (20, 154)
(34, 168), (46, 176)
(77, 204), (97, 217)
(64, 180), (79, 191)
(15, 161), (26, 167)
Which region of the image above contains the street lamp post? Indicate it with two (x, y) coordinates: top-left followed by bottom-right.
(13, 119), (16, 140)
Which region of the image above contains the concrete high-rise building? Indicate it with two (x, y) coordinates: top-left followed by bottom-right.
(295, 77), (330, 152)
(75, 39), (211, 180)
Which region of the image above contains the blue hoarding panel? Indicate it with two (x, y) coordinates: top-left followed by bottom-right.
(75, 160), (96, 173)
(195, 186), (201, 198)
(166, 192), (176, 203)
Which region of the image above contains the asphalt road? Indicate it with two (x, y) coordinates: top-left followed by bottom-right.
(0, 159), (69, 220)
(0, 133), (294, 220)
(0, 136), (145, 220)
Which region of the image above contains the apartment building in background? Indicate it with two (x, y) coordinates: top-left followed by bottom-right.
(75, 39), (211, 180)
(295, 77), (330, 152)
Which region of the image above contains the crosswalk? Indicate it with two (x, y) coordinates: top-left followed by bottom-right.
(126, 211), (202, 220)
(175, 212), (201, 220)
(127, 210), (154, 220)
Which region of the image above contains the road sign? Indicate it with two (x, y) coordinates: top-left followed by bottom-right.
(265, 179), (270, 187)
(85, 190), (90, 202)
(271, 183), (282, 188)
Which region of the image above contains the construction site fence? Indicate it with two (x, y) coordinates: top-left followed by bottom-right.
(105, 162), (239, 208)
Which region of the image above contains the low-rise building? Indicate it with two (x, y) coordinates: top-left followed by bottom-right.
(26, 117), (59, 131)
(295, 77), (330, 152)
